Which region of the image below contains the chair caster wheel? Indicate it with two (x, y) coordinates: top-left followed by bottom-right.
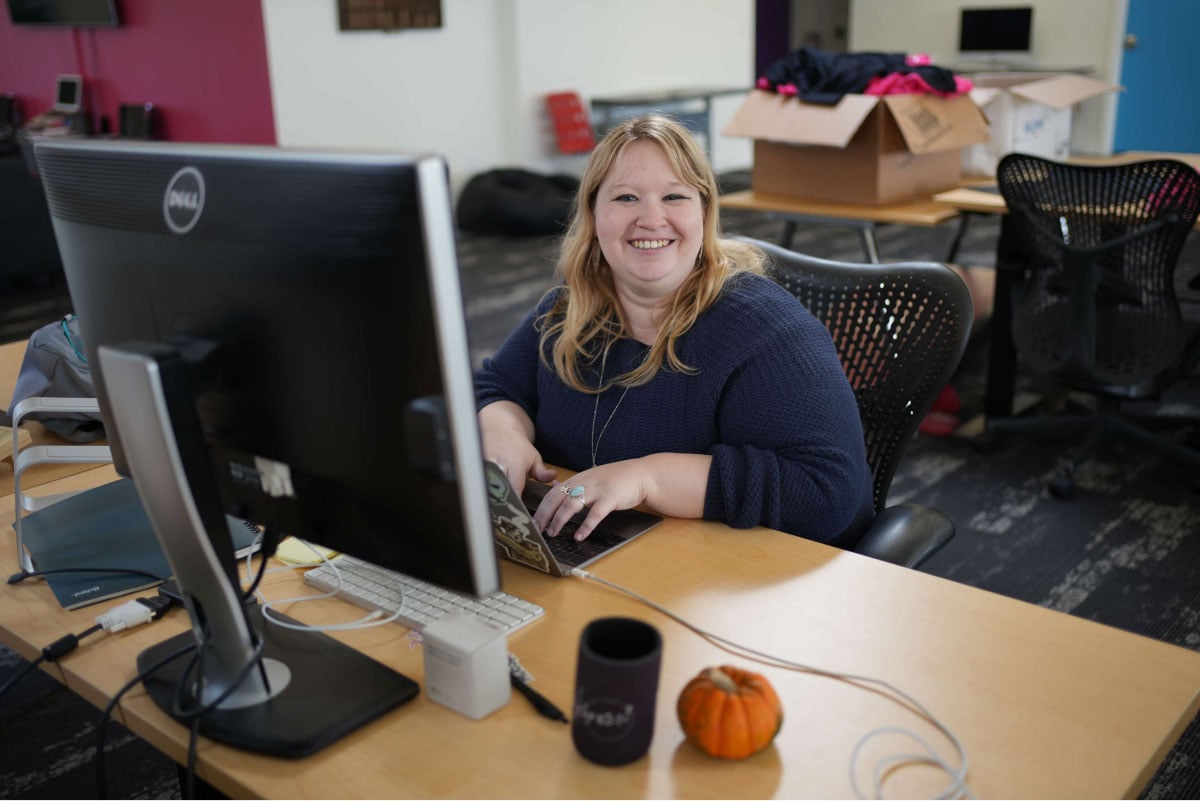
(1048, 474), (1076, 499)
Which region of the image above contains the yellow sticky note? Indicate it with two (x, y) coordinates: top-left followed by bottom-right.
(276, 536), (339, 566)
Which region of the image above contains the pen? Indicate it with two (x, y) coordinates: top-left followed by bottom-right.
(510, 673), (568, 723)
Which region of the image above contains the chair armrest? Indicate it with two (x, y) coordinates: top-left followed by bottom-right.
(853, 502), (955, 569)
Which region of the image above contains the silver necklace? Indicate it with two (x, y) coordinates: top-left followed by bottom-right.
(590, 348), (631, 467)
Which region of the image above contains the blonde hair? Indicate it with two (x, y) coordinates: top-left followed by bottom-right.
(540, 114), (764, 393)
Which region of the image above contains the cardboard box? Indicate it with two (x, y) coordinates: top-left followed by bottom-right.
(963, 73), (1122, 176)
(722, 90), (990, 205)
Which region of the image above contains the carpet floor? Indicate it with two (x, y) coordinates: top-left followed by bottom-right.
(2, 173), (1199, 799)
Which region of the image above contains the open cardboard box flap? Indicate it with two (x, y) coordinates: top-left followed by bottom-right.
(722, 90), (990, 154)
(881, 93), (992, 154)
(1007, 73), (1123, 109)
(970, 73), (1122, 111)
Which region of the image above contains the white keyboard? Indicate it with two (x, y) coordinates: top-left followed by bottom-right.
(303, 554), (544, 635)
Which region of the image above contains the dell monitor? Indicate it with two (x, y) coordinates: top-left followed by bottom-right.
(34, 138), (500, 756)
(958, 6), (1033, 62)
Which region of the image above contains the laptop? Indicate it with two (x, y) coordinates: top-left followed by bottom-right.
(484, 461), (661, 576)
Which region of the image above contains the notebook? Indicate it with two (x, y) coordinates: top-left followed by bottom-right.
(484, 461), (661, 576)
(16, 477), (261, 610)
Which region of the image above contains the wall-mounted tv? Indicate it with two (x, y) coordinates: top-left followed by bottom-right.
(958, 7), (1033, 54)
(5, 0), (120, 27)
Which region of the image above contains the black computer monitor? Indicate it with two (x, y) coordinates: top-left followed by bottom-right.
(5, 0), (120, 26)
(34, 138), (500, 756)
(958, 7), (1033, 56)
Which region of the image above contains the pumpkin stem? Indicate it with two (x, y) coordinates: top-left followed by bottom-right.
(705, 667), (738, 694)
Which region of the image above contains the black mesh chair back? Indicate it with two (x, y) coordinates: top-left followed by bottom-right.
(996, 153), (1200, 397)
(740, 238), (972, 569)
(991, 153), (1200, 498)
(753, 240), (974, 511)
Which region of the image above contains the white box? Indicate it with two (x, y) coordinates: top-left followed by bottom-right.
(422, 614), (510, 720)
(963, 73), (1122, 177)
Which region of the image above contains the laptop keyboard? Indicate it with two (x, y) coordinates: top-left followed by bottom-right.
(303, 554), (544, 635)
(544, 524), (627, 565)
(521, 496), (628, 566)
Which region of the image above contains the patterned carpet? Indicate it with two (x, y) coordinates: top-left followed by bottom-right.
(2, 173), (1199, 798)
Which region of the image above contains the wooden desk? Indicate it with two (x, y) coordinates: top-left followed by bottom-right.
(935, 154), (1200, 217)
(4, 467), (1200, 798)
(720, 190), (961, 263)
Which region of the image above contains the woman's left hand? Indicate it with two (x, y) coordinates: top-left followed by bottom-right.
(532, 460), (650, 541)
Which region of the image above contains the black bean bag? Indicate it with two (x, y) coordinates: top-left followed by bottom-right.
(456, 168), (579, 236)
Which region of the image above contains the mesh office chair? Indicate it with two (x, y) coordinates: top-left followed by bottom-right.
(989, 153), (1200, 498)
(743, 237), (974, 569)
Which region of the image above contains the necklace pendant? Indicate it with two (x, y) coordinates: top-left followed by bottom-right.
(589, 345), (631, 468)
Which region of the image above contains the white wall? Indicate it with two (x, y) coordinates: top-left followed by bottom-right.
(848, 0), (1126, 155)
(262, 0), (754, 195)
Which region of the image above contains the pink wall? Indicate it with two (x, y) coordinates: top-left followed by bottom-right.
(0, 0), (275, 143)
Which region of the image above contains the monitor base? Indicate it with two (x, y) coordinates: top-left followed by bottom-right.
(138, 604), (419, 758)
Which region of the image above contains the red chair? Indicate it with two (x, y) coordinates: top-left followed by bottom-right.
(545, 92), (595, 154)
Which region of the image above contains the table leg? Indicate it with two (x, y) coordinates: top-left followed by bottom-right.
(985, 215), (1021, 420)
(944, 212), (973, 264)
(860, 226), (880, 264)
(778, 220), (797, 249)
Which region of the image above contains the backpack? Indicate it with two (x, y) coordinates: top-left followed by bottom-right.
(2, 314), (105, 442)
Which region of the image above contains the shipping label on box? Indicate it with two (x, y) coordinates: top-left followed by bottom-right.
(964, 73), (1122, 177)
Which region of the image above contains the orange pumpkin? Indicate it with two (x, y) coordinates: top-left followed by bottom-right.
(676, 664), (783, 760)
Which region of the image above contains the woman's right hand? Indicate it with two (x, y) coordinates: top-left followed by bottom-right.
(478, 401), (555, 494)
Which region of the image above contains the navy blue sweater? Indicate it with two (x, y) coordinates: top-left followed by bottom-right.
(474, 273), (874, 546)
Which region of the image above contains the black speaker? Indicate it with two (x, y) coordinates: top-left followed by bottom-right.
(118, 102), (156, 139)
(0, 94), (20, 128)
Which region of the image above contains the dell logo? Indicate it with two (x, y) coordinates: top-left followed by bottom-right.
(163, 166), (206, 234)
(169, 189), (200, 210)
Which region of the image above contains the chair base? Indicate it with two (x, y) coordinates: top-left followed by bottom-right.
(985, 409), (1200, 499)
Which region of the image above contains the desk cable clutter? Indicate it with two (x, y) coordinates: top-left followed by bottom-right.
(0, 591), (178, 706)
(237, 539), (563, 722)
(568, 567), (973, 801)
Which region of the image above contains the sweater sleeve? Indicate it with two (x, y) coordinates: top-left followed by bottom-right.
(473, 299), (550, 419)
(702, 296), (873, 546)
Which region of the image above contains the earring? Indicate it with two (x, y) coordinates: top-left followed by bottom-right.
(590, 247), (601, 269)
(696, 244), (704, 265)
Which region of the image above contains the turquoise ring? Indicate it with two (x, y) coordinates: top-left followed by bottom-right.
(559, 484), (585, 499)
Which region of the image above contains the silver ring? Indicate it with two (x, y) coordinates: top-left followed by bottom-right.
(558, 485), (585, 499)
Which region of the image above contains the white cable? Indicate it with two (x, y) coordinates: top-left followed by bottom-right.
(254, 537), (409, 633)
(570, 567), (973, 800)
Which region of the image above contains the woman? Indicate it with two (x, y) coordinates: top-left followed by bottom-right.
(475, 114), (872, 548)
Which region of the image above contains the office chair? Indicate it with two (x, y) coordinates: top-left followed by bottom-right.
(989, 153), (1200, 499)
(741, 237), (974, 569)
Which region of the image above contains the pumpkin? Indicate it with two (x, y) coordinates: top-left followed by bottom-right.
(676, 664), (783, 760)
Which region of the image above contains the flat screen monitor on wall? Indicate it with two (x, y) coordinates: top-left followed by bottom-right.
(5, 0), (120, 26)
(958, 7), (1033, 56)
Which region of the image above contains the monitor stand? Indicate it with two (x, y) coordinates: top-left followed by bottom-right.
(138, 605), (418, 758)
(100, 341), (418, 758)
